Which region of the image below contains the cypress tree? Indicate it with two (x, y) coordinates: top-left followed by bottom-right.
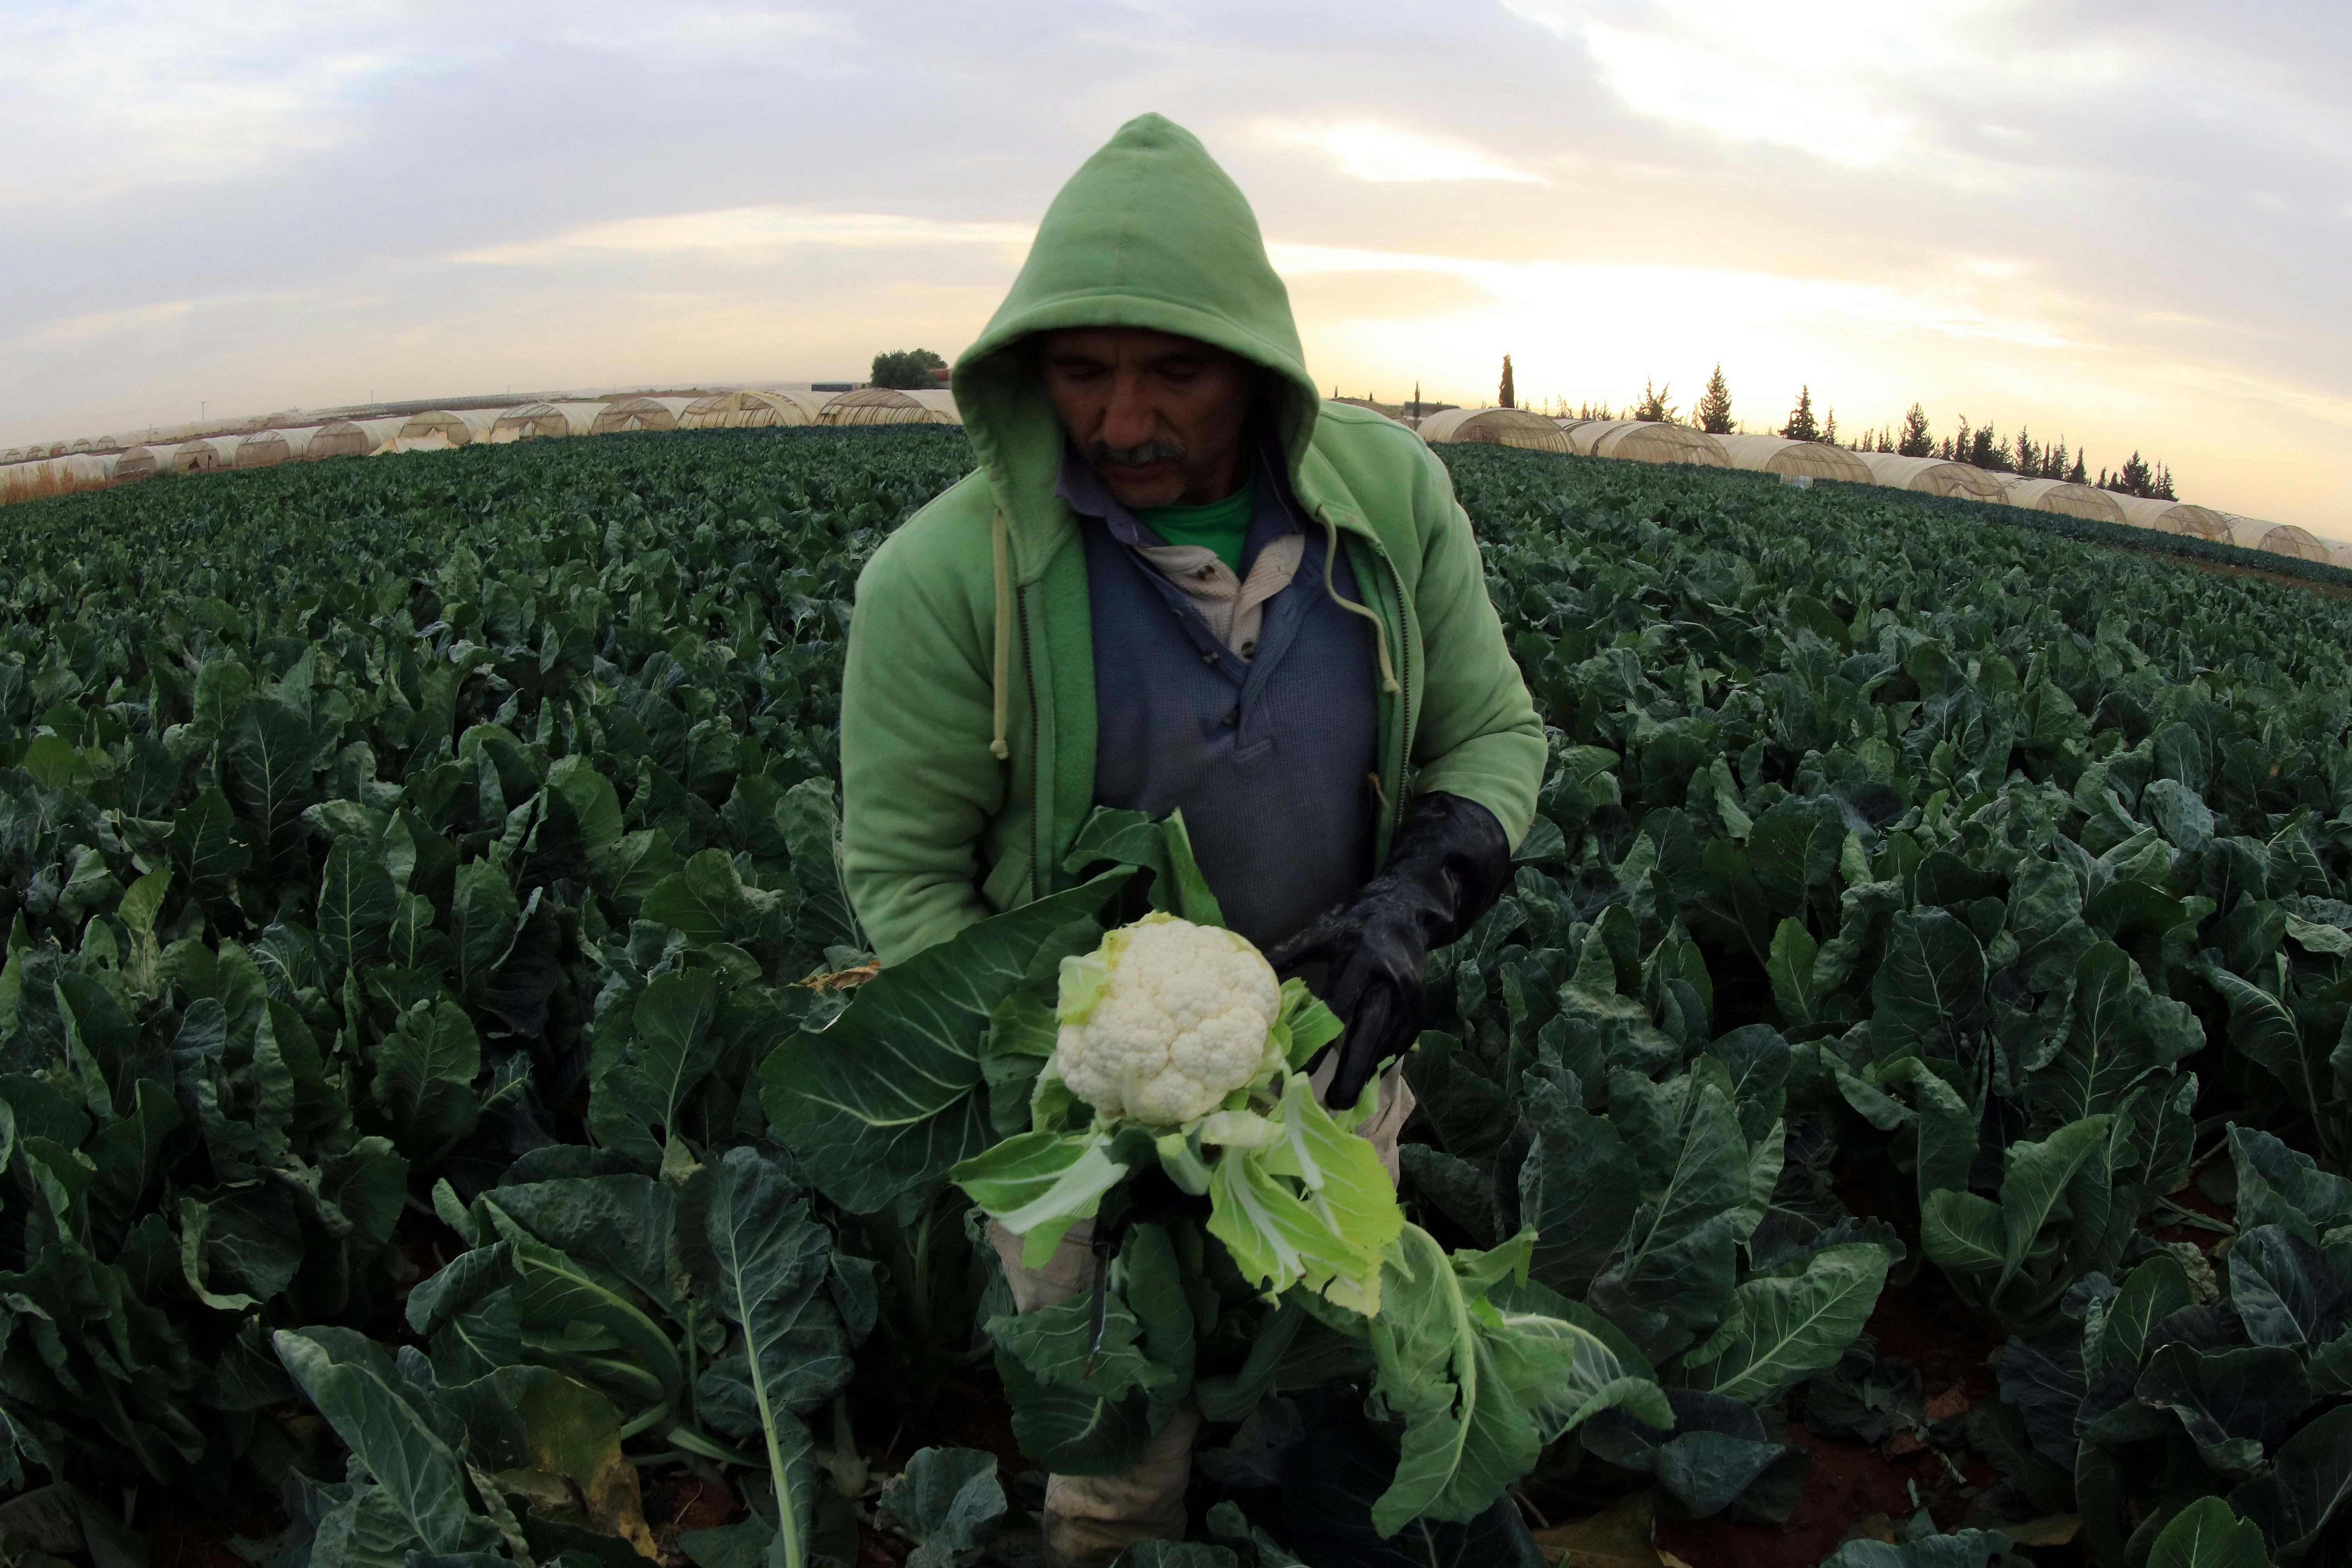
(1499, 356), (1516, 409)
(1891, 402), (1929, 456)
(1969, 423), (2007, 471)
(1781, 385), (1820, 441)
(1695, 365), (1735, 434)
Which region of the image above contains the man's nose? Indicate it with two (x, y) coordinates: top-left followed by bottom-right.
(1100, 372), (1156, 450)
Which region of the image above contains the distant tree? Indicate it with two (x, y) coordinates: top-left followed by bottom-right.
(1499, 356), (1516, 409)
(2067, 451), (2087, 484)
(1822, 407), (1838, 446)
(1632, 378), (1677, 423)
(2099, 454), (2178, 499)
(1781, 385), (1820, 442)
(2043, 436), (2069, 481)
(2013, 426), (2040, 477)
(1969, 424), (2010, 472)
(871, 348), (947, 388)
(1695, 365), (1734, 434)
(1897, 404), (1933, 457)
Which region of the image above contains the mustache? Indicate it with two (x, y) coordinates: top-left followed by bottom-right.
(1089, 438), (1187, 466)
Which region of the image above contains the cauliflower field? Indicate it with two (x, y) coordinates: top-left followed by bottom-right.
(2, 427), (2350, 1568)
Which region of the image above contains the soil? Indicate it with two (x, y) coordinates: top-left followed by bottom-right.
(129, 1484), (289, 1568)
(846, 1358), (1030, 1493)
(641, 1472), (744, 1538)
(1854, 1263), (2004, 1417)
(857, 1521), (916, 1568)
(1648, 1263), (2016, 1568)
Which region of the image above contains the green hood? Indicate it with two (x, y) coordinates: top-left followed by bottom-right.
(951, 113), (1323, 582)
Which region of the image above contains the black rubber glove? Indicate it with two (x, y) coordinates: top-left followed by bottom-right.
(1266, 792), (1512, 1109)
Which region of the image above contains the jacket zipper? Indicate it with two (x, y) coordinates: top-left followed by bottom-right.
(1382, 549), (1413, 835)
(1018, 581), (1046, 896)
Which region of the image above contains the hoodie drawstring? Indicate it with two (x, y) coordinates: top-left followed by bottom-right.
(1321, 510), (1402, 694)
(990, 510), (1013, 760)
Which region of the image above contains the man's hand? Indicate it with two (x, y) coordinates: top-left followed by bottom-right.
(1267, 792), (1512, 1107)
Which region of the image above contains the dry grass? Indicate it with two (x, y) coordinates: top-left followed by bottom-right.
(799, 960), (883, 992)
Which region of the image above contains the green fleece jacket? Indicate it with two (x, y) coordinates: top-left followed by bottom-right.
(840, 113), (1544, 965)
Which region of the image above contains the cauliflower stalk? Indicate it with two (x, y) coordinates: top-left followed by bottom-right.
(952, 913), (1402, 1313)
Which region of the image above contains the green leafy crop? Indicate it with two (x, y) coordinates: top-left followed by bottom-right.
(4, 429), (2350, 1565)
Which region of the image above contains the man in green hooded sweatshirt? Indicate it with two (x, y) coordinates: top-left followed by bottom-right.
(839, 114), (1544, 1560)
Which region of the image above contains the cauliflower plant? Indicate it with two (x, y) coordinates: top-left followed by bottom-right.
(1052, 913), (1283, 1127)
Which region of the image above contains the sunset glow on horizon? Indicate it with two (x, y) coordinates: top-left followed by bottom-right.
(4, 0), (2344, 532)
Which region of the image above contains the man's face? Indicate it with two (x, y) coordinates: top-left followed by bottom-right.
(1038, 327), (1254, 509)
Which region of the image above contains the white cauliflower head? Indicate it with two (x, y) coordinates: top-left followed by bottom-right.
(1052, 914), (1283, 1127)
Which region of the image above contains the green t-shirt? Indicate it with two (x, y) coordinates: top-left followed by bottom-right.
(1137, 478), (1254, 575)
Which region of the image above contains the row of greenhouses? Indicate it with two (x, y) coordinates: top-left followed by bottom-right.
(1414, 403), (2352, 566)
(5, 383), (2345, 566)
(0, 385), (962, 504)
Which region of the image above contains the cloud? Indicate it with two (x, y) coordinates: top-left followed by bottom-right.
(1499, 0), (2135, 180)
(1260, 119), (1545, 183)
(24, 298), (200, 347)
(555, 4), (841, 56)
(0, 1), (422, 203)
(452, 207), (1039, 265)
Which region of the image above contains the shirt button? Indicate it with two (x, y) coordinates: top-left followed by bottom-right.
(1221, 707), (1240, 727)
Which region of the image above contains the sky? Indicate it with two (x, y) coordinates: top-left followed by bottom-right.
(3, 0), (2347, 534)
